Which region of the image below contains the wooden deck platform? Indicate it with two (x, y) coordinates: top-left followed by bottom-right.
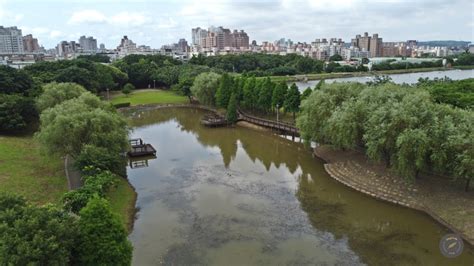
(127, 138), (157, 157)
(201, 114), (228, 127)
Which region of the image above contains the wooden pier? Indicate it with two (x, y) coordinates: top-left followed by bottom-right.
(127, 138), (157, 157)
(237, 109), (299, 136)
(201, 114), (228, 127)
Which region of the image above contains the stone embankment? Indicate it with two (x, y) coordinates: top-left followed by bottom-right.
(314, 145), (474, 246)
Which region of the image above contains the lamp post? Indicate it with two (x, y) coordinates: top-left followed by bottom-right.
(276, 103), (279, 123)
(153, 80), (156, 89)
(106, 88), (110, 100)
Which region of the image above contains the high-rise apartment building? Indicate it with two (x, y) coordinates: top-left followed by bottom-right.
(79, 36), (97, 52)
(23, 34), (40, 53)
(351, 32), (383, 57)
(0, 26), (24, 54)
(192, 26), (249, 51)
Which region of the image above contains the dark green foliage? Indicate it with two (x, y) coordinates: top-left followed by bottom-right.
(242, 77), (257, 109)
(23, 59), (128, 92)
(113, 102), (131, 108)
(75, 144), (126, 176)
(329, 54), (343, 61)
(122, 83), (134, 96)
(314, 79), (324, 90)
(62, 170), (116, 213)
(216, 73), (234, 108)
(0, 65), (34, 95)
(257, 77), (274, 112)
(0, 193), (77, 265)
(418, 78), (474, 108)
(190, 53), (324, 75)
(455, 52), (474, 66)
(301, 87), (313, 101)
(0, 94), (37, 132)
(226, 93), (238, 124)
(284, 83), (301, 119)
(75, 197), (132, 265)
(77, 54), (111, 63)
(271, 81), (288, 110)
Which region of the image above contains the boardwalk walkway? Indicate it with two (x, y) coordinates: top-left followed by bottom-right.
(237, 109), (299, 136)
(64, 155), (83, 190)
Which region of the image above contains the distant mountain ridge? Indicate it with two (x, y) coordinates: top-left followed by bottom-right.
(417, 40), (471, 47)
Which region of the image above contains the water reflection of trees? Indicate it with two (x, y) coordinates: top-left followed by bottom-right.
(296, 173), (418, 266)
(126, 107), (306, 173)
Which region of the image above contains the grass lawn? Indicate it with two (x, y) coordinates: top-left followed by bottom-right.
(0, 135), (68, 205)
(107, 177), (137, 232)
(111, 89), (188, 106)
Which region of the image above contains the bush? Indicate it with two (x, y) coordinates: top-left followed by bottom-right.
(62, 170), (116, 213)
(75, 145), (126, 176)
(0, 193), (77, 265)
(122, 83), (134, 96)
(113, 102), (131, 108)
(74, 197), (132, 265)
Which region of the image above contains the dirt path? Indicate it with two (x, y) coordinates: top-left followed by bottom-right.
(314, 145), (474, 246)
(64, 155), (82, 190)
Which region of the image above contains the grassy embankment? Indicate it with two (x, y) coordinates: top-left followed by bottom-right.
(268, 65), (474, 82)
(110, 89), (188, 106)
(0, 135), (136, 231)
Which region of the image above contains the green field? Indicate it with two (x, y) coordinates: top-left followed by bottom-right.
(0, 136), (68, 205)
(111, 90), (188, 106)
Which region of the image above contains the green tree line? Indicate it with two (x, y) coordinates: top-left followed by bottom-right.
(297, 82), (473, 191)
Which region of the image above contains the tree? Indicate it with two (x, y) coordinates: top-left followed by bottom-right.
(0, 65), (34, 95)
(75, 144), (126, 176)
(122, 83), (134, 97)
(242, 77), (257, 110)
(0, 193), (77, 265)
(226, 93), (238, 124)
(55, 66), (96, 92)
(36, 82), (88, 111)
(329, 54), (343, 61)
(75, 197), (132, 265)
(257, 77), (274, 113)
(395, 129), (430, 180)
(216, 73), (234, 108)
(190, 72), (221, 106)
(301, 87), (313, 101)
(62, 170), (116, 213)
(314, 79), (325, 90)
(284, 83), (301, 120)
(0, 94), (36, 132)
(36, 93), (128, 156)
(271, 81), (288, 111)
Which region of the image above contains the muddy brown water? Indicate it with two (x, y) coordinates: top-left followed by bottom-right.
(123, 107), (473, 266)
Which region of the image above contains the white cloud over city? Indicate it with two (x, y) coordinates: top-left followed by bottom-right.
(1, 0), (472, 48)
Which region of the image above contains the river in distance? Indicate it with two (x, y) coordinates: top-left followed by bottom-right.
(123, 107), (474, 266)
(292, 69), (474, 90)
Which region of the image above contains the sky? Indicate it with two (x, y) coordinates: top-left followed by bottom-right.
(0, 0), (472, 49)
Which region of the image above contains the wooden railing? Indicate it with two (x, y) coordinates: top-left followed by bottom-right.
(237, 109), (299, 134)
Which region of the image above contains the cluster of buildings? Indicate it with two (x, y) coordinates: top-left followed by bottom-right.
(0, 24), (470, 69)
(191, 26), (249, 55)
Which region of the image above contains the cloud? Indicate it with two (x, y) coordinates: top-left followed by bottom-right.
(68, 9), (107, 24)
(69, 9), (150, 27)
(109, 11), (150, 27)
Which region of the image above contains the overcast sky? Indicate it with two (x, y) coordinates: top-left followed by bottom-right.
(1, 0), (472, 49)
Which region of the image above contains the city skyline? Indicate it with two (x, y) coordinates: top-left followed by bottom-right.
(0, 0), (472, 49)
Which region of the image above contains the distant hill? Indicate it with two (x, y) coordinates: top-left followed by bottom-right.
(418, 40), (471, 47)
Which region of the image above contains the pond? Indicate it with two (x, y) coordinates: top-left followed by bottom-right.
(124, 107), (474, 265)
(292, 69), (474, 90)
